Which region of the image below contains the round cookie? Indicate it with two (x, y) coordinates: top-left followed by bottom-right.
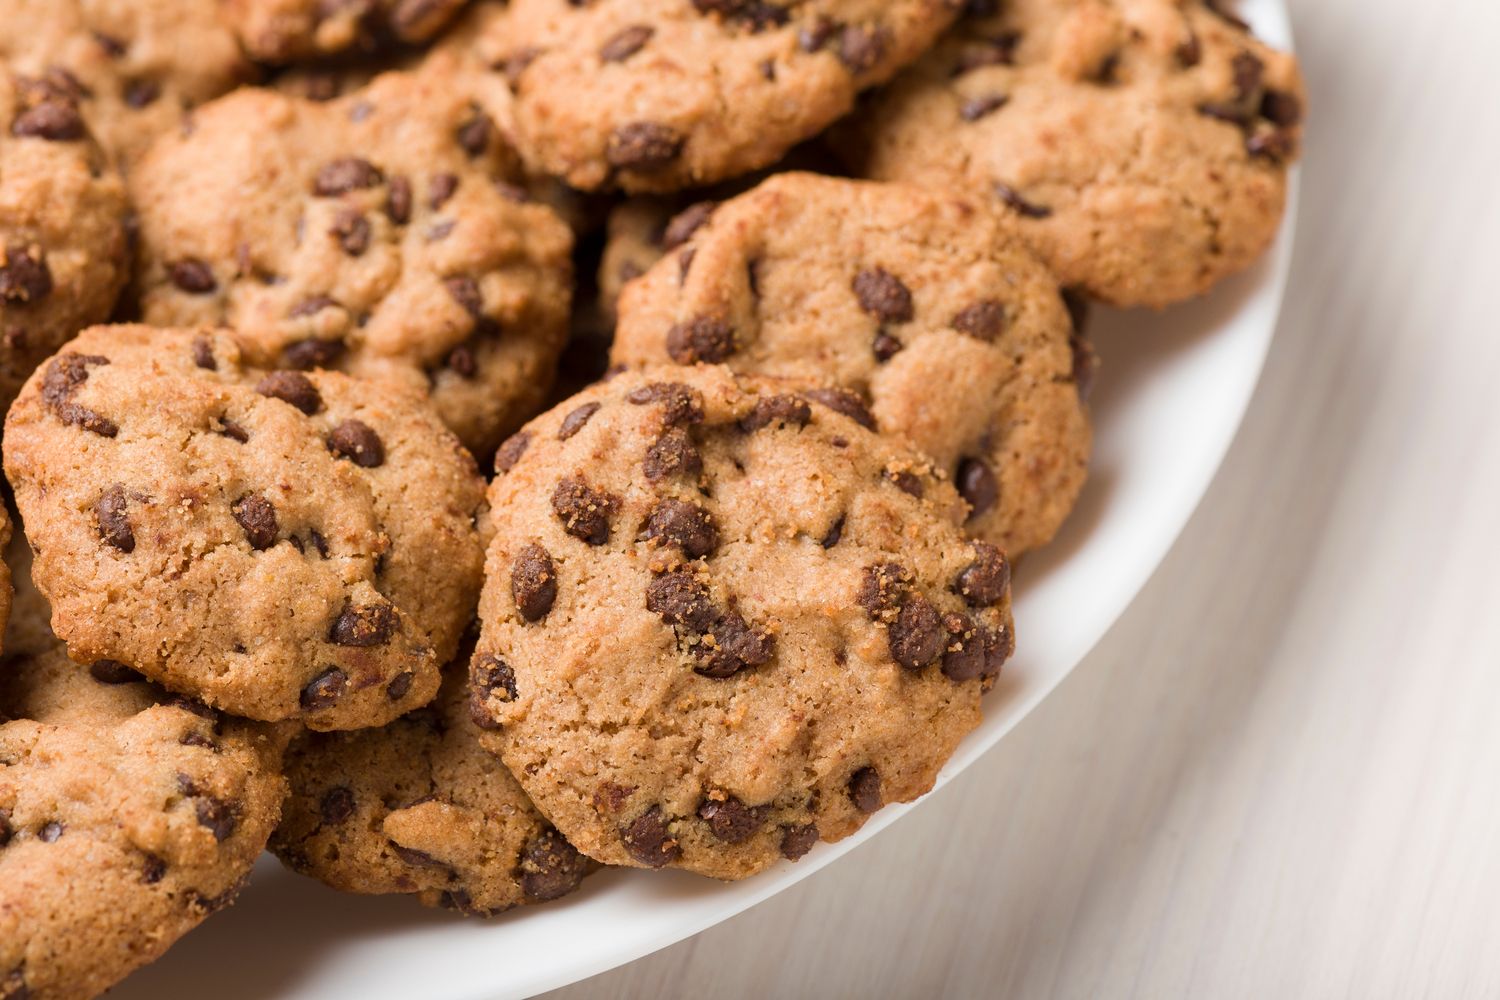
(612, 172), (1092, 557)
(843, 0), (1306, 308)
(129, 61), (575, 459)
(0, 641), (287, 1000)
(0, 71), (131, 417)
(273, 662), (596, 915)
(0, 0), (254, 169)
(3, 324), (489, 730)
(472, 0), (962, 193)
(225, 0), (473, 64)
(472, 365), (1015, 880)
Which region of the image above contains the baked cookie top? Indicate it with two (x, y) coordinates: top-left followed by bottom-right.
(612, 173), (1092, 557)
(225, 0), (473, 64)
(472, 0), (962, 192)
(273, 662), (596, 916)
(0, 0), (253, 168)
(473, 364), (1014, 879)
(3, 324), (489, 731)
(0, 641), (287, 1000)
(129, 61), (574, 459)
(845, 0), (1305, 308)
(0, 71), (130, 417)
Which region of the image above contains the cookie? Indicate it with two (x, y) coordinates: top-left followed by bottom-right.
(471, 0), (963, 193)
(3, 324), (489, 731)
(611, 173), (1092, 557)
(843, 0), (1305, 308)
(128, 61), (575, 459)
(472, 365), (1015, 880)
(0, 640), (287, 1000)
(225, 0), (473, 64)
(0, 0), (253, 168)
(273, 660), (596, 915)
(0, 71), (131, 417)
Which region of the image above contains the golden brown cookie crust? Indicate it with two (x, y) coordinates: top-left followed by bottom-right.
(4, 324), (488, 730)
(225, 0), (473, 64)
(845, 0), (1305, 307)
(473, 364), (1014, 880)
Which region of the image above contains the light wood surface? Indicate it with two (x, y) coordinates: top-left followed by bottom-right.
(546, 2), (1500, 996)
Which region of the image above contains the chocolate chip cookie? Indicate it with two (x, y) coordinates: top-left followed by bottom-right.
(0, 640), (287, 1000)
(472, 365), (1014, 879)
(4, 324), (489, 731)
(226, 0), (473, 64)
(129, 60), (575, 459)
(611, 172), (1092, 557)
(0, 0), (253, 168)
(844, 0), (1305, 308)
(473, 0), (963, 192)
(0, 70), (131, 418)
(273, 660), (596, 915)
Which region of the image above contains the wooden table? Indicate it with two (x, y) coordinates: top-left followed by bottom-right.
(546, 2), (1500, 995)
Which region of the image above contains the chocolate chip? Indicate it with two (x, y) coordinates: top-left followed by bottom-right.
(740, 394), (812, 432)
(838, 24), (888, 72)
(41, 353), (117, 436)
(386, 671), (413, 700)
(232, 493), (279, 550)
(820, 516), (845, 548)
(995, 182), (1053, 218)
(780, 822), (819, 860)
(644, 428), (703, 482)
(698, 795), (767, 843)
(387, 175), (413, 224)
(512, 543), (558, 622)
(11, 93), (84, 140)
(848, 767), (882, 813)
(858, 562), (910, 620)
(330, 602), (397, 647)
(799, 15), (836, 51)
(255, 370), (322, 414)
(955, 541), (1010, 607)
(195, 797), (237, 842)
(889, 593), (944, 670)
(953, 300), (1006, 341)
(167, 258), (216, 294)
(427, 172), (459, 209)
(1177, 32), (1202, 67)
(321, 786), (356, 825)
(218, 418), (249, 443)
(518, 827), (591, 901)
(314, 157), (383, 196)
(456, 107), (494, 157)
(390, 844), (449, 870)
(607, 122), (684, 171)
(39, 820), (64, 842)
(142, 853), (167, 884)
(620, 805), (680, 867)
(1247, 127), (1296, 161)
(445, 275), (485, 318)
(495, 431), (531, 473)
(180, 732), (216, 750)
(647, 569), (718, 632)
(89, 659), (140, 684)
(625, 381), (706, 425)
(960, 93), (1009, 121)
(662, 201), (717, 249)
(94, 484), (135, 553)
(558, 401), (601, 440)
(643, 499), (718, 559)
(805, 387), (875, 430)
(939, 613), (989, 682)
(551, 477), (618, 545)
(853, 267), (914, 324)
(300, 668), (347, 711)
(473, 653), (519, 704)
(289, 295), (339, 320)
(957, 457), (999, 519)
(665, 315), (736, 364)
(1261, 89), (1303, 127)
(124, 78), (160, 108)
(446, 341), (478, 376)
(0, 245), (52, 304)
(284, 337), (345, 370)
(191, 335), (217, 370)
(885, 468), (924, 498)
(601, 24), (654, 61)
(697, 611), (774, 678)
(331, 208), (371, 256)
(872, 330), (903, 361)
(328, 419), (385, 467)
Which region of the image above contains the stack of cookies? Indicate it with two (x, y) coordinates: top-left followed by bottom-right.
(0, 0), (1303, 995)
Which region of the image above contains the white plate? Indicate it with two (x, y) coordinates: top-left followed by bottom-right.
(114, 5), (1298, 995)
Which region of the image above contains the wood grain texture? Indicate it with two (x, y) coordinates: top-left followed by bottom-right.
(545, 1), (1500, 996)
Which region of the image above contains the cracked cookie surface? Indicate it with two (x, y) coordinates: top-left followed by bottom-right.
(612, 173), (1092, 557)
(129, 61), (574, 458)
(844, 0), (1305, 307)
(471, 0), (962, 192)
(4, 324), (488, 730)
(273, 662), (596, 916)
(472, 364), (1014, 879)
(0, 640), (286, 1000)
